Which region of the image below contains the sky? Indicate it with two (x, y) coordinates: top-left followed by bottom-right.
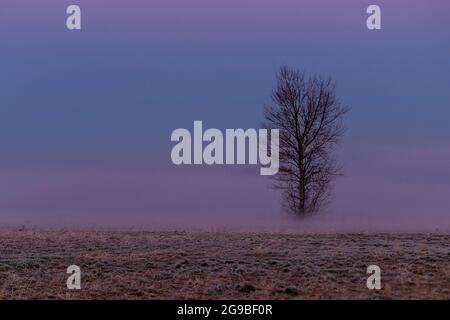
(0, 0), (449, 231)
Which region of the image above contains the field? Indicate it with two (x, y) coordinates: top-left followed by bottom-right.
(0, 230), (449, 299)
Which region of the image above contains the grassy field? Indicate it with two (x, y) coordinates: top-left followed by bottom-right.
(0, 229), (449, 299)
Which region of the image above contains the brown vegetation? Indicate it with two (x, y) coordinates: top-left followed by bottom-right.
(0, 230), (448, 299)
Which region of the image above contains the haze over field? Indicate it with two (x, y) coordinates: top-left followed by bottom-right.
(1, 145), (450, 232)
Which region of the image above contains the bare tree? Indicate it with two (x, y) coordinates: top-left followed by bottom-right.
(263, 66), (349, 216)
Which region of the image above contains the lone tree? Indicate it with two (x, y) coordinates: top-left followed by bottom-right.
(263, 66), (349, 216)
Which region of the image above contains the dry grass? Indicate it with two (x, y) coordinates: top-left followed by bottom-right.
(0, 229), (449, 299)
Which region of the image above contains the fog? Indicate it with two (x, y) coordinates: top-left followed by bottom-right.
(1, 143), (449, 233)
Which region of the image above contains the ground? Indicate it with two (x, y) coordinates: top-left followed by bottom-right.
(0, 230), (449, 299)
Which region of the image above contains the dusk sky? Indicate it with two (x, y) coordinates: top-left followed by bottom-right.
(1, 0), (449, 231)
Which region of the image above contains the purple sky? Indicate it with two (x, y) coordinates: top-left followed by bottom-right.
(0, 1), (449, 231)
